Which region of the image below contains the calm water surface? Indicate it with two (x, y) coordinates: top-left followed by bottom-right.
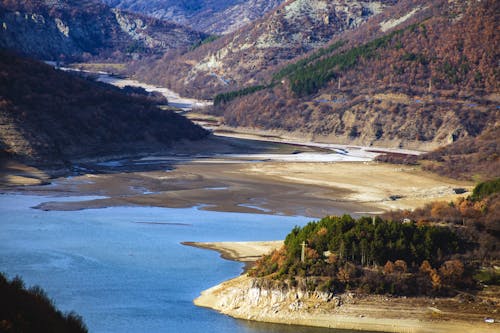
(0, 194), (373, 333)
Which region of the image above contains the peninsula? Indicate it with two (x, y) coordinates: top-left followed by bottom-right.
(192, 241), (498, 333)
(190, 179), (500, 333)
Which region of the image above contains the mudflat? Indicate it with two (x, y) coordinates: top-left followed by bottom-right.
(3, 135), (471, 217)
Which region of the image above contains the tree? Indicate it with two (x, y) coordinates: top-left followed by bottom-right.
(430, 269), (442, 291)
(439, 259), (464, 286)
(384, 261), (395, 275)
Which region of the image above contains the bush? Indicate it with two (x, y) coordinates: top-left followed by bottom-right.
(471, 178), (500, 201)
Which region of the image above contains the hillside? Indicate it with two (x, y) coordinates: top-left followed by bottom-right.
(0, 0), (206, 61)
(419, 126), (500, 180)
(0, 273), (87, 333)
(132, 0), (396, 99)
(102, 0), (284, 35)
(0, 51), (208, 167)
(207, 0), (498, 154)
(251, 178), (500, 296)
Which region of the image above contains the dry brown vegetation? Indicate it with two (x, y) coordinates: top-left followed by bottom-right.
(0, 51), (208, 166)
(420, 126), (500, 180)
(209, 0), (497, 150)
(131, 0), (397, 99)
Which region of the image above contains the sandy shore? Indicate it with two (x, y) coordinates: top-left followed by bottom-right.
(183, 241), (283, 263)
(190, 241), (499, 333)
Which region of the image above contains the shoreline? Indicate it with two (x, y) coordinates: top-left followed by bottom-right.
(189, 241), (499, 333)
(1, 152), (472, 217)
(182, 241), (284, 272)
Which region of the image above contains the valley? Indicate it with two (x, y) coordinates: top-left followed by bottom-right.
(0, 0), (498, 332)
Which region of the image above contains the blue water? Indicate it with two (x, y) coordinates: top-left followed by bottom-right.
(0, 194), (373, 333)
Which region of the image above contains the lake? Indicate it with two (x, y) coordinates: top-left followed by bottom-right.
(0, 194), (376, 333)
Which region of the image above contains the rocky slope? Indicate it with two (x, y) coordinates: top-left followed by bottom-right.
(208, 0), (499, 153)
(195, 274), (499, 333)
(0, 0), (206, 61)
(0, 51), (208, 167)
(102, 0), (284, 35)
(133, 0), (396, 99)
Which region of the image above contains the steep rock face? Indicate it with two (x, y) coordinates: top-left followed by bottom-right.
(0, 0), (205, 61)
(212, 0), (499, 151)
(102, 0), (284, 35)
(195, 275), (340, 322)
(135, 0), (395, 99)
(0, 51), (208, 166)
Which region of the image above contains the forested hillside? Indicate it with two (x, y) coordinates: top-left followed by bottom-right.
(209, 0), (498, 155)
(0, 273), (87, 333)
(0, 51), (208, 166)
(0, 0), (206, 61)
(251, 179), (500, 296)
(132, 0), (396, 99)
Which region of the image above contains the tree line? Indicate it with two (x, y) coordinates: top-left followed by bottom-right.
(250, 179), (499, 296)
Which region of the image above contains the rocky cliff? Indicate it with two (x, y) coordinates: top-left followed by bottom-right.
(133, 0), (396, 99)
(102, 0), (284, 35)
(194, 274), (498, 333)
(0, 51), (208, 167)
(195, 275), (340, 324)
(0, 0), (206, 61)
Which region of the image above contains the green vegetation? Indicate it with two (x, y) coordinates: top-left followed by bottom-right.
(214, 26), (413, 101)
(250, 181), (499, 296)
(287, 28), (408, 96)
(190, 34), (221, 51)
(214, 85), (267, 105)
(250, 215), (470, 295)
(0, 273), (87, 333)
(271, 40), (347, 83)
(471, 178), (500, 201)
(474, 268), (500, 285)
(283, 216), (462, 268)
(212, 40), (347, 105)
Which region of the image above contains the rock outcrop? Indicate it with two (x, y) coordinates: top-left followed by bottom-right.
(195, 275), (340, 322)
(134, 0), (395, 99)
(195, 274), (500, 333)
(102, 0), (285, 35)
(0, 0), (206, 61)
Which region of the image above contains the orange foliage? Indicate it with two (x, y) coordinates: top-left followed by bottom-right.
(394, 260), (408, 274)
(384, 261), (395, 275)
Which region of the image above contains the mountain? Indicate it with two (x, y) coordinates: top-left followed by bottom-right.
(0, 50), (208, 166)
(102, 0), (284, 35)
(207, 0), (498, 154)
(0, 0), (206, 61)
(133, 0), (396, 99)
